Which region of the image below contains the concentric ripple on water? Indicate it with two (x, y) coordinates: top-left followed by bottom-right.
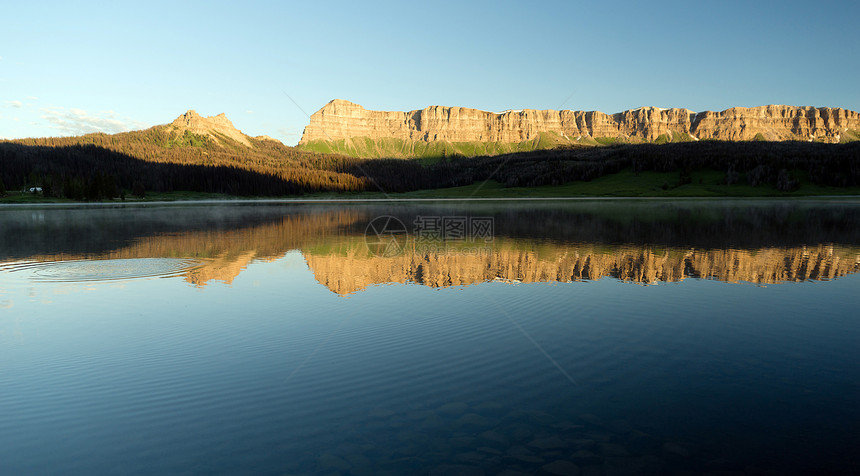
(0, 258), (204, 283)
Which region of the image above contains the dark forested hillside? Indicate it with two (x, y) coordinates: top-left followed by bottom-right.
(0, 127), (370, 197)
(424, 140), (860, 191)
(1, 125), (859, 199)
(336, 141), (860, 193)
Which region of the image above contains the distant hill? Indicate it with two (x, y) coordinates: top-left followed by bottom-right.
(0, 111), (369, 198)
(298, 100), (860, 158)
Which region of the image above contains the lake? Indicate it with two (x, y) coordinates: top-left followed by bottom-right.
(1, 199), (858, 475)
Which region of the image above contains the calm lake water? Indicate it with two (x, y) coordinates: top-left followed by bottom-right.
(1, 200), (858, 475)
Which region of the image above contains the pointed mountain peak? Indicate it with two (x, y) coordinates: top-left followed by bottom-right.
(328, 99), (358, 106)
(321, 99), (364, 111)
(169, 110), (250, 146)
(173, 109), (202, 121)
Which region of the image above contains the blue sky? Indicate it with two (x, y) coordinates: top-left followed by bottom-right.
(2, 0), (858, 145)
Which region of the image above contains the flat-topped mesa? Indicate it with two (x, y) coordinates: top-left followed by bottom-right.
(299, 100), (860, 151)
(169, 109), (251, 146)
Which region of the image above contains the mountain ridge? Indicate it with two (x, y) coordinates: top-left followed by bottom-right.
(298, 100), (860, 157)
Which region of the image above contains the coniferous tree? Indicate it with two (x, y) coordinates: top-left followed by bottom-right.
(132, 180), (146, 198)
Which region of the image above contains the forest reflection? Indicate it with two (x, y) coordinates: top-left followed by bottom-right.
(1, 202), (858, 293)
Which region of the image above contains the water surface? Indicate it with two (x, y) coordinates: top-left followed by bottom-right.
(1, 200), (858, 475)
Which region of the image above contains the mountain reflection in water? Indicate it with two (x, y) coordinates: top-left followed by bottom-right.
(1, 201), (858, 291)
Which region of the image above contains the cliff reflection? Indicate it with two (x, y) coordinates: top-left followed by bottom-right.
(307, 243), (858, 294)
(1, 202), (858, 292)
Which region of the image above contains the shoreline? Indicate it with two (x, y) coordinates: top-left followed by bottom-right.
(3, 195), (860, 208)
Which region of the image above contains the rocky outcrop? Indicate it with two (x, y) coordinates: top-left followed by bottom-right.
(299, 100), (860, 152)
(254, 135), (282, 144)
(168, 110), (252, 146)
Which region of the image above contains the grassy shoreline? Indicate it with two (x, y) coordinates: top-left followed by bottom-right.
(4, 169), (860, 204)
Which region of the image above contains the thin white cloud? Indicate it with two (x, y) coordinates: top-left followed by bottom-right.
(40, 107), (148, 135)
(277, 127), (303, 139)
(7, 100), (22, 108)
(26, 96), (38, 100)
(246, 110), (254, 114)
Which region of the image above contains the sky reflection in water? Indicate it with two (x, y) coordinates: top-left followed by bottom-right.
(0, 200), (858, 475)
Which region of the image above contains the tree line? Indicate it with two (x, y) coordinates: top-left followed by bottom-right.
(338, 140), (860, 193)
(1, 128), (858, 199)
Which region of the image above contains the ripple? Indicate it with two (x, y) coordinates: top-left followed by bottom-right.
(0, 258), (205, 283)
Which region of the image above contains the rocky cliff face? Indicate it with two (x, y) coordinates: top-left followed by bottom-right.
(168, 110), (252, 146)
(299, 99), (860, 151)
